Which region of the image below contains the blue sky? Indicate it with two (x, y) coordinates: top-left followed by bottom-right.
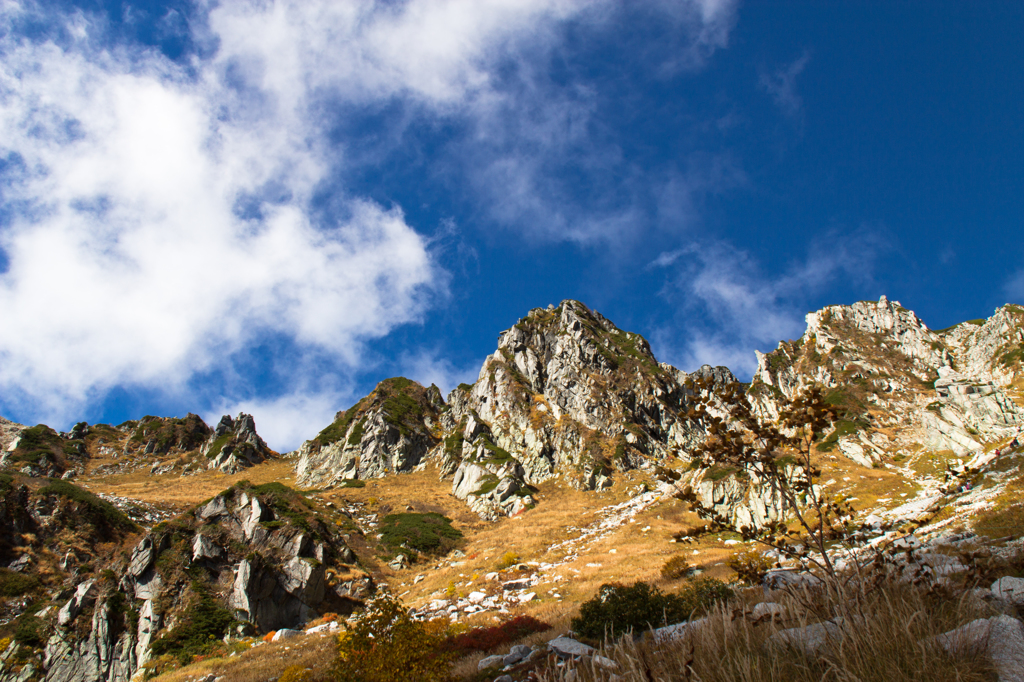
(1, 0), (1022, 449)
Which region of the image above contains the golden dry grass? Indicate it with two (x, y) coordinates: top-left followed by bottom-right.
(148, 631), (337, 682)
(78, 458), (297, 512)
(549, 578), (998, 682)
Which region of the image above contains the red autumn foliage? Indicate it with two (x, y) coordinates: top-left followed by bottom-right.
(442, 615), (551, 657)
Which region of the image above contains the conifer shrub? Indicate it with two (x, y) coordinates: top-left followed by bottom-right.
(378, 513), (463, 555)
(332, 593), (453, 682)
(149, 582), (237, 664)
(571, 582), (691, 640)
(36, 479), (137, 532)
(13, 614), (47, 648)
(676, 576), (734, 617)
(0, 568), (40, 597)
(660, 555), (693, 580)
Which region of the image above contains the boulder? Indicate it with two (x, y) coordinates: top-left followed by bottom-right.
(763, 569), (822, 595)
(478, 654), (505, 671)
(548, 636), (595, 658)
(935, 615), (1024, 682)
(765, 619), (846, 657)
(991, 577), (1024, 606)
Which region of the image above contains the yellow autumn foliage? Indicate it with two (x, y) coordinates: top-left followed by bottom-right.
(331, 593), (454, 682)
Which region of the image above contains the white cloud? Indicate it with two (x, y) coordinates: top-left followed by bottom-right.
(650, 230), (884, 378)
(759, 50), (811, 119)
(1005, 268), (1024, 302)
(398, 349), (483, 399)
(0, 0), (740, 428)
(210, 389), (349, 454)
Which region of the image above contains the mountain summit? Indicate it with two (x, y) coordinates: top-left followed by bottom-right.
(297, 300), (734, 519)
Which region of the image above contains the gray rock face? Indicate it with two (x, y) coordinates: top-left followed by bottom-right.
(21, 483), (369, 682)
(0, 416), (27, 453)
(942, 305), (1024, 386)
(936, 615), (1024, 682)
(991, 576), (1024, 606)
(749, 296), (1023, 463)
(294, 379), (444, 488)
(202, 412), (273, 474)
(44, 598), (136, 682)
(548, 636), (596, 658)
(447, 302), (712, 489)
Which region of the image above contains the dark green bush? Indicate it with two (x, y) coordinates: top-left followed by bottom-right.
(13, 614), (47, 647)
(0, 568), (40, 597)
(149, 582), (236, 664)
(36, 479), (137, 532)
(378, 513), (462, 555)
(571, 582), (691, 639)
(676, 576), (734, 616)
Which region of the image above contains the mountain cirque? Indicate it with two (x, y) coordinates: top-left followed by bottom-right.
(0, 296), (1023, 682)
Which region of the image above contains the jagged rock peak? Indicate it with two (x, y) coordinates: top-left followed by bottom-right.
(748, 296), (1023, 465)
(294, 377), (445, 488)
(202, 412), (273, 474)
(439, 299), (724, 516)
(124, 413), (214, 458)
(940, 303), (1024, 385)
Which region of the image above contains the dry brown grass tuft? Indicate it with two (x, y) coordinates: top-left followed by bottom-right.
(148, 631), (336, 682)
(546, 578), (998, 682)
(80, 458), (298, 512)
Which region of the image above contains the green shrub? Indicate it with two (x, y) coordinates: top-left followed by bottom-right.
(660, 555), (692, 581)
(0, 569), (39, 598)
(676, 576), (734, 616)
(315, 405), (361, 447)
(149, 582), (236, 664)
(337, 479), (366, 488)
(378, 513), (462, 555)
(204, 433), (233, 460)
(571, 582), (692, 639)
(36, 479), (137, 532)
(13, 614), (47, 648)
(8, 424), (64, 467)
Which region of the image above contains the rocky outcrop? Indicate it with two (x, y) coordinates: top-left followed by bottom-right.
(1, 424), (88, 478)
(942, 304), (1024, 386)
(0, 416), (26, 454)
(439, 302), (722, 496)
(123, 414), (213, 459)
(294, 378), (445, 488)
(201, 413), (274, 474)
(750, 296), (1023, 465)
(1, 481), (370, 682)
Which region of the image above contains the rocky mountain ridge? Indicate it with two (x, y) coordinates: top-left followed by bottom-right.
(295, 301), (737, 520)
(292, 297), (1024, 524)
(1, 413), (275, 480)
(1, 295), (1022, 682)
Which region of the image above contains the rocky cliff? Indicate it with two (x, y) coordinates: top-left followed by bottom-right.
(0, 479), (371, 682)
(201, 413), (275, 474)
(294, 378), (445, 488)
(749, 296), (1023, 466)
(295, 301), (735, 520)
